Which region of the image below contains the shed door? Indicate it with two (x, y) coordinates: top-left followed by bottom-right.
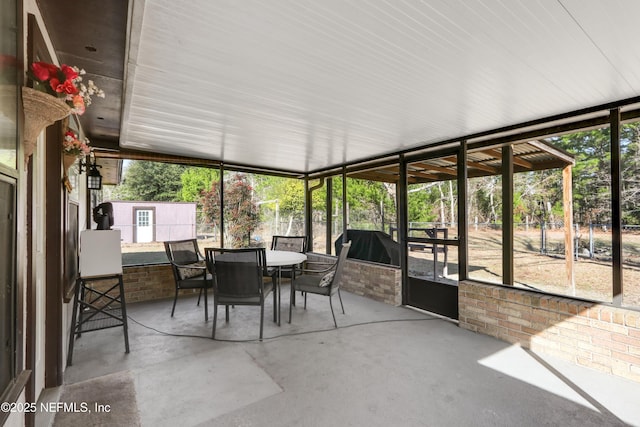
(135, 209), (154, 243)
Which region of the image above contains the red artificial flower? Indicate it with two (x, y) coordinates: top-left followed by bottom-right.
(27, 61), (103, 116)
(49, 77), (60, 92)
(31, 62), (57, 81)
(60, 64), (78, 80)
(50, 78), (78, 95)
(62, 79), (79, 94)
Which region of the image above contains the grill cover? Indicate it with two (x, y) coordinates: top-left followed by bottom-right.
(335, 230), (400, 266)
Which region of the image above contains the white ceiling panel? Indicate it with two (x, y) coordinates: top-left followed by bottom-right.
(120, 0), (640, 172)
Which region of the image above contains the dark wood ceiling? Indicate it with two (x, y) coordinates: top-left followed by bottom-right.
(37, 0), (127, 147)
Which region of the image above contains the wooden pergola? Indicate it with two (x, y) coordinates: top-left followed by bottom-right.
(343, 138), (578, 293)
(346, 139), (574, 184)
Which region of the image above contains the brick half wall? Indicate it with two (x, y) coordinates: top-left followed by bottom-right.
(122, 264), (176, 303)
(306, 253), (402, 306)
(459, 281), (640, 383)
(88, 264), (201, 304)
(91, 256), (402, 310)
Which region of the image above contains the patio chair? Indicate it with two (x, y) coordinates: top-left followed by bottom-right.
(269, 235), (307, 304)
(269, 235), (307, 276)
(205, 247), (274, 340)
(288, 241), (351, 328)
(272, 235), (307, 253)
(164, 239), (213, 321)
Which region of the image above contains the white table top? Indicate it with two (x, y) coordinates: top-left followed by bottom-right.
(265, 250), (307, 267)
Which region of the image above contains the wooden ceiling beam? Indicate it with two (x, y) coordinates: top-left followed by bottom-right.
(410, 161), (457, 175)
(468, 161), (498, 173)
(408, 170), (439, 180)
(531, 140), (576, 165)
(443, 155), (497, 173)
(484, 148), (534, 169)
(347, 170), (399, 183)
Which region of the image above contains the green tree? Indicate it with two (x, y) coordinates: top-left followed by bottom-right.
(254, 175), (326, 234)
(346, 178), (396, 229)
(513, 169), (563, 226)
(180, 167), (219, 202)
(327, 178), (397, 231)
(112, 161), (186, 201)
(254, 175), (305, 218)
(553, 129), (611, 224)
(407, 182), (440, 224)
(621, 122), (640, 224)
(468, 176), (502, 224)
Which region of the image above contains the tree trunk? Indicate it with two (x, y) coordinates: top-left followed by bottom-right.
(449, 180), (455, 227)
(438, 182), (446, 227)
(285, 215), (293, 235)
(490, 188), (497, 224)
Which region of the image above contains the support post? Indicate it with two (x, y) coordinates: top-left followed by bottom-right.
(589, 223), (594, 259)
(342, 167), (348, 245)
(563, 165), (575, 295)
(304, 176), (312, 252)
(457, 142), (468, 281)
(219, 164), (224, 248)
(398, 155), (409, 305)
(326, 177), (333, 254)
(611, 108), (622, 305)
(502, 145), (514, 286)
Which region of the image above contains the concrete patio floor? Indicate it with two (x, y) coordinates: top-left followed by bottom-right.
(55, 286), (640, 427)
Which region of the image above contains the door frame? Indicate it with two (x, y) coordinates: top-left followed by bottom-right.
(401, 144), (466, 319)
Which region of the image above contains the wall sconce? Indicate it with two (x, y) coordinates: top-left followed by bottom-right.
(80, 153), (103, 190)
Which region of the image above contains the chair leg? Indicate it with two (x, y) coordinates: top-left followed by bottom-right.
(337, 288), (345, 314)
(203, 287), (208, 321)
(329, 296), (338, 328)
(260, 301), (264, 341)
(171, 288), (178, 317)
(197, 288), (203, 306)
(212, 303), (218, 339)
(225, 305), (230, 322)
(288, 283), (294, 324)
(273, 280), (277, 323)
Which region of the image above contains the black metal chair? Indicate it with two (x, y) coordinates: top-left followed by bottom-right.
(289, 241), (351, 328)
(272, 235), (307, 253)
(269, 235), (307, 305)
(270, 235), (307, 277)
(205, 247), (274, 340)
(164, 239), (213, 321)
